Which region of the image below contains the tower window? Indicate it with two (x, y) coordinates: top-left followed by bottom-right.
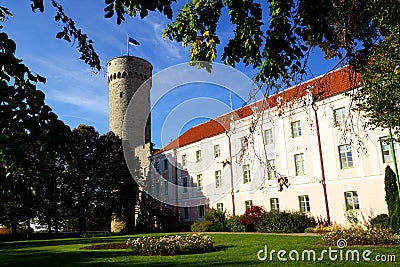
(119, 91), (123, 98)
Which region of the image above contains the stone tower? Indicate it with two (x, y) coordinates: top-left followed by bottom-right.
(107, 56), (152, 139)
(107, 55), (152, 232)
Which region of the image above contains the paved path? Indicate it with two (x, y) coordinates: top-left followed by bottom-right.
(195, 232), (319, 237)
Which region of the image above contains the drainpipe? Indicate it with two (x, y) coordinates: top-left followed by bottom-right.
(312, 104), (331, 225)
(226, 132), (236, 215)
(173, 149), (179, 215)
(388, 129), (400, 200)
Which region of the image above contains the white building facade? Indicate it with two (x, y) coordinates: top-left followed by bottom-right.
(149, 67), (398, 225)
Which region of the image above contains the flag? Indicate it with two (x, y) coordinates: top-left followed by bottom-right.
(128, 37), (140, 46)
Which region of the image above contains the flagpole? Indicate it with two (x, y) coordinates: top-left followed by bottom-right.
(127, 34), (129, 56)
(229, 91), (233, 111)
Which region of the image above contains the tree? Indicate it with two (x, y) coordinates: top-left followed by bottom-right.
(111, 150), (140, 233)
(384, 166), (400, 233)
(355, 26), (400, 135)
(3, 1), (399, 129)
(34, 130), (71, 235)
(0, 15), (70, 236)
(95, 131), (140, 233)
(66, 125), (99, 234)
(2, 1), (396, 87)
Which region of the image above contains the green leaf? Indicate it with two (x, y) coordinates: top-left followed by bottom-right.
(56, 31), (65, 39)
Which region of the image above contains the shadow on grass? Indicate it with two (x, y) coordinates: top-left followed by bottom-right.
(0, 245), (257, 267)
(0, 236), (130, 250)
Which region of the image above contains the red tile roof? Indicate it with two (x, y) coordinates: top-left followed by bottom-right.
(155, 66), (360, 155)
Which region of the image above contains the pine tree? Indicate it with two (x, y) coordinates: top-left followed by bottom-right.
(384, 166), (400, 233)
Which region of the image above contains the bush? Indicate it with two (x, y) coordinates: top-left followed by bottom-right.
(226, 215), (245, 232)
(126, 234), (214, 255)
(255, 210), (316, 233)
(304, 227), (315, 233)
(370, 214), (390, 229)
(191, 209), (227, 232)
(203, 209), (227, 231)
(0, 226), (12, 235)
(239, 205), (264, 232)
(191, 221), (213, 232)
(321, 225), (400, 246)
(314, 225), (340, 235)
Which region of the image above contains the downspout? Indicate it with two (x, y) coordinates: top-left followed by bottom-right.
(226, 132), (236, 216)
(173, 149), (179, 215)
(313, 104), (331, 225)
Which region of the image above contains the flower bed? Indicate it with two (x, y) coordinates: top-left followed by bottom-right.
(321, 225), (400, 246)
(126, 234), (215, 255)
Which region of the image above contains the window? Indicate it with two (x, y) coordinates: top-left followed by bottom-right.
(339, 144), (354, 169)
(182, 177), (188, 193)
(291, 120), (302, 137)
(294, 153), (305, 176)
(270, 198), (279, 211)
(298, 195), (310, 213)
(163, 158), (168, 171)
(344, 191), (360, 210)
(164, 180), (168, 195)
(214, 144), (220, 158)
(241, 136), (248, 150)
(267, 159), (276, 180)
(183, 207), (189, 219)
(380, 136), (398, 163)
(334, 107), (347, 126)
(243, 164), (251, 184)
(245, 200), (253, 210)
(196, 150), (202, 162)
(197, 174), (203, 190)
(198, 205), (205, 218)
(215, 170), (222, 188)
(182, 154), (187, 167)
(264, 129), (274, 145)
(216, 203), (224, 212)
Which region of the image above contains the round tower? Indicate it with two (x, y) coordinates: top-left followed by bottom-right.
(107, 56), (152, 140)
(107, 56), (152, 233)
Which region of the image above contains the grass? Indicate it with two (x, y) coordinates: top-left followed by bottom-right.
(0, 233), (399, 266)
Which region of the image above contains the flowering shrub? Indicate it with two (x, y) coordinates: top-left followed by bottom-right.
(321, 225), (400, 246)
(126, 234), (214, 255)
(239, 205), (264, 231)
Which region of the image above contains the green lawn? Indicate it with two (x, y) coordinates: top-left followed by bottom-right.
(0, 233), (398, 266)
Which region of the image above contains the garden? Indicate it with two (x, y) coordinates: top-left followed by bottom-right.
(1, 232), (399, 266)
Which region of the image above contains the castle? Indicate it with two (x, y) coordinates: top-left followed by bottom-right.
(107, 56), (396, 227)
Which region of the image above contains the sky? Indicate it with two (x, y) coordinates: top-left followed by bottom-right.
(2, 0), (339, 149)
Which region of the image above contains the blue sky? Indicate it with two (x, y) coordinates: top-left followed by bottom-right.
(3, 0), (339, 148)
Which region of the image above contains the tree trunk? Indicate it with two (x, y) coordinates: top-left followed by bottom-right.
(26, 218), (30, 240)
